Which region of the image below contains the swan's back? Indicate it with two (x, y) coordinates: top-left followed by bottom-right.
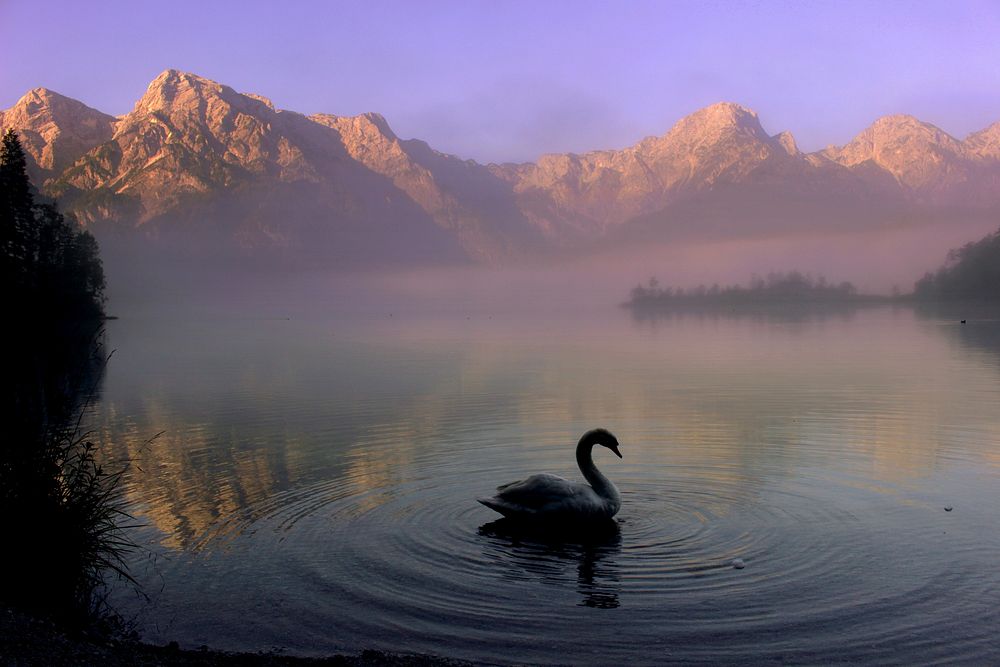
(477, 473), (613, 520)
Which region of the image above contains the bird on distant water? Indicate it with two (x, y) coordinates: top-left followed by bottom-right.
(478, 429), (623, 521)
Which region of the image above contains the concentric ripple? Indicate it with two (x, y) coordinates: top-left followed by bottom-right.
(134, 445), (1000, 666)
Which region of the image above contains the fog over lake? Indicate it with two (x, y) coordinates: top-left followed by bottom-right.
(83, 254), (1000, 664)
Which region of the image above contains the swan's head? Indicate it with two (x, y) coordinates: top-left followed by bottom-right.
(582, 428), (622, 459)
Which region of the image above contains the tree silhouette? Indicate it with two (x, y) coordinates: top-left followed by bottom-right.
(627, 271), (865, 309)
(914, 226), (1000, 300)
(2, 128), (122, 625)
(1, 128), (104, 320)
(1, 128), (35, 290)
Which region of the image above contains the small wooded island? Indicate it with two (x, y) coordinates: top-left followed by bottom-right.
(626, 226), (1000, 312)
(625, 271), (895, 312)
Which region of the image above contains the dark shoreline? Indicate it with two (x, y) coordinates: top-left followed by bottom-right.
(0, 607), (471, 667)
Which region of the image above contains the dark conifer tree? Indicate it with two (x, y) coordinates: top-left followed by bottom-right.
(1, 128), (36, 291)
(0, 128), (105, 319)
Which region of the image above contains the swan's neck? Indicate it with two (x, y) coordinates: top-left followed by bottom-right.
(576, 436), (620, 502)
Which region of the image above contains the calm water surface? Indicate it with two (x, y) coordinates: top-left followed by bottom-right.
(87, 301), (1000, 665)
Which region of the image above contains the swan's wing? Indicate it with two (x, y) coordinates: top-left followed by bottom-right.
(493, 473), (579, 510)
(496, 472), (567, 493)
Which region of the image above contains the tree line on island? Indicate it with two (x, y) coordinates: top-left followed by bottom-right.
(1, 128), (134, 631)
(628, 226), (1000, 310)
(628, 271), (875, 310)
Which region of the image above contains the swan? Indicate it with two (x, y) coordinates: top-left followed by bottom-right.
(477, 428), (622, 521)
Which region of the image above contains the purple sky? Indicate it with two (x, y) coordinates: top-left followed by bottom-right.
(2, 0), (999, 163)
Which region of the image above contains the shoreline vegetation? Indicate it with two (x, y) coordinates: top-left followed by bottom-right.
(913, 226), (1000, 300)
(1, 127), (133, 634)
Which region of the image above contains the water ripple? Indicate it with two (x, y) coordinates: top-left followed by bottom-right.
(173, 449), (1000, 665)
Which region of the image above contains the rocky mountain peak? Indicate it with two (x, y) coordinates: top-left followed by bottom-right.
(649, 102), (773, 156)
(359, 112), (396, 140)
(701, 101), (759, 122)
(133, 69), (255, 116)
(832, 114), (962, 164)
(4, 86), (110, 124)
(1, 86), (115, 180)
(242, 93), (275, 111)
(965, 121), (1000, 160)
(774, 131), (800, 156)
(311, 111), (399, 146)
(827, 114), (968, 192)
(17, 87), (62, 110)
(673, 102), (766, 135)
(857, 114), (961, 150)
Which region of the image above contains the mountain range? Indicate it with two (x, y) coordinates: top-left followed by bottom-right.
(3, 69), (1000, 265)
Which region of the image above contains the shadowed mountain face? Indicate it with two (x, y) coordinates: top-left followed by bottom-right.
(4, 70), (1000, 265)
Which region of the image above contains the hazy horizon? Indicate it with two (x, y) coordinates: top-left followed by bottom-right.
(97, 216), (999, 321)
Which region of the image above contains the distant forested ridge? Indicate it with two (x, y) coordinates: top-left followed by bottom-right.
(913, 226), (1000, 300)
(626, 271), (882, 310)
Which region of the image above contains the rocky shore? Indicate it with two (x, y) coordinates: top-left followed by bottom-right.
(1, 607), (470, 667)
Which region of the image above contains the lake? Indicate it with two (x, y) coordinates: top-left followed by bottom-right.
(86, 288), (1000, 665)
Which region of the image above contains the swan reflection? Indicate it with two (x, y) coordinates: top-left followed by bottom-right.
(478, 517), (623, 609)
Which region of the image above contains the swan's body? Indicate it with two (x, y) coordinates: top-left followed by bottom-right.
(477, 429), (622, 521)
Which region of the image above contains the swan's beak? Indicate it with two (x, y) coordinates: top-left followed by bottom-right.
(609, 443), (623, 459)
